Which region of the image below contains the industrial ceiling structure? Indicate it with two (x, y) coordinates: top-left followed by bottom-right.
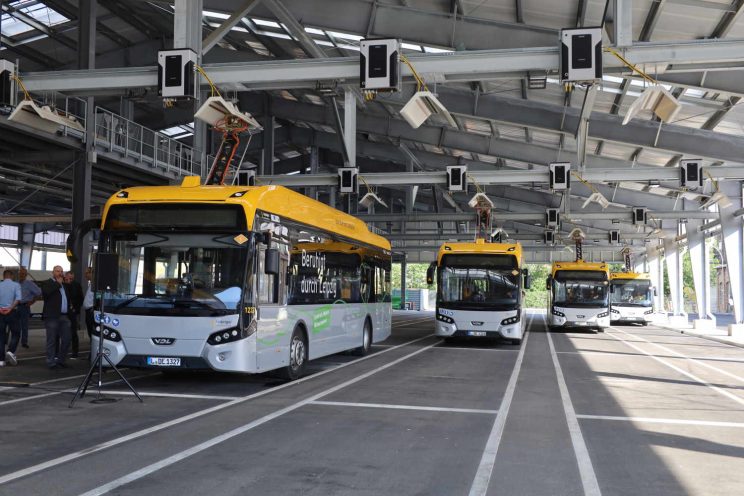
(0, 0), (743, 275)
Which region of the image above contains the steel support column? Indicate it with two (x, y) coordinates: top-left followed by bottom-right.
(614, 0), (633, 47)
(719, 181), (744, 323)
(72, 0), (96, 278)
(664, 237), (685, 317)
(344, 90), (356, 168)
(400, 257), (407, 310)
(19, 224), (35, 268)
(647, 248), (664, 312)
(687, 219), (715, 323)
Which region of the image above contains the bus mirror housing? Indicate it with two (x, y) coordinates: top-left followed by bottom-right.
(653, 287), (657, 296)
(426, 262), (436, 285)
(546, 276), (552, 291)
(264, 248), (279, 275)
(610, 285), (615, 293)
(523, 268), (531, 290)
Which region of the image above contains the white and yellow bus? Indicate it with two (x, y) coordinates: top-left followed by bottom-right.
(547, 260), (610, 331)
(426, 240), (529, 345)
(75, 176), (392, 379)
(610, 272), (654, 325)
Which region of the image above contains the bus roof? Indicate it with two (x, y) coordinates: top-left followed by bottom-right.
(610, 272), (650, 281)
(551, 260), (609, 277)
(102, 177), (390, 251)
(436, 240), (522, 265)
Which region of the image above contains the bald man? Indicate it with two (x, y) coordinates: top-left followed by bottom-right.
(41, 266), (73, 369)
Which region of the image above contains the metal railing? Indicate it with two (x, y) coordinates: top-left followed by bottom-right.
(94, 107), (203, 177)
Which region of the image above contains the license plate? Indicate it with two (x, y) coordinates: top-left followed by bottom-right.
(576, 322), (587, 326)
(147, 357), (181, 367)
(467, 331), (487, 337)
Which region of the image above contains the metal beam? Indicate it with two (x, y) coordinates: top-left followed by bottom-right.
(203, 0), (262, 54)
(22, 39), (744, 93)
(639, 0), (668, 42)
(0, 3), (78, 52)
(614, 0), (633, 47)
(711, 0), (744, 38)
(357, 211), (717, 223)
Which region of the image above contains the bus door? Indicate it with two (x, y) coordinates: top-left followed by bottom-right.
(255, 242), (289, 371)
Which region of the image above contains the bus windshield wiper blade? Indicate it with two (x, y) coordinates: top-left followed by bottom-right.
(113, 295), (141, 310)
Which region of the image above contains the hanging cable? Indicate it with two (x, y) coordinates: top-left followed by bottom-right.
(603, 47), (657, 85)
(399, 54), (429, 93)
(194, 64), (221, 98)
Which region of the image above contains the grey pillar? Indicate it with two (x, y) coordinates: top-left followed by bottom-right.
(307, 146), (319, 200)
(72, 0), (96, 278)
(19, 223), (35, 267)
(262, 96), (275, 176)
(687, 219), (714, 323)
(400, 256), (407, 310)
(718, 181), (744, 324)
(175, 0), (206, 177)
(344, 89), (356, 167)
(664, 237), (685, 316)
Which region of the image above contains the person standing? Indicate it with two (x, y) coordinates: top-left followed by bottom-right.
(83, 267), (95, 342)
(41, 266), (72, 369)
(17, 267), (41, 349)
(64, 271), (84, 359)
(0, 269), (22, 367)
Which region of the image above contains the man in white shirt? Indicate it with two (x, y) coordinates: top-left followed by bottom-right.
(0, 269), (22, 366)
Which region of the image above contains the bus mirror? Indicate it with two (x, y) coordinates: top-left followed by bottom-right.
(264, 248), (279, 275)
(546, 276), (552, 291)
(610, 285), (615, 293)
(524, 275), (531, 290)
(653, 287), (658, 296)
(426, 262), (436, 285)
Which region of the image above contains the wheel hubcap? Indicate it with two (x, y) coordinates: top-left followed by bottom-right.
(363, 326), (371, 349)
(291, 337), (305, 369)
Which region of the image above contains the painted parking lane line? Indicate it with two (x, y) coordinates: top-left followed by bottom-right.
(93, 391), (241, 401)
(311, 400), (499, 415)
(555, 349), (744, 363)
(605, 330), (744, 408)
(0, 333), (434, 487)
(17, 350), (92, 362)
(467, 313), (532, 496)
(576, 414), (744, 428)
(432, 345), (519, 352)
(78, 340), (441, 496)
(0, 373), (158, 407)
(611, 327), (744, 384)
(546, 315), (602, 496)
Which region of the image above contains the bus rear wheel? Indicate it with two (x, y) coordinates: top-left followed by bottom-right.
(353, 320), (372, 356)
(280, 327), (307, 380)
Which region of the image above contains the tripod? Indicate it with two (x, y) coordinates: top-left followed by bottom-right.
(69, 288), (143, 407)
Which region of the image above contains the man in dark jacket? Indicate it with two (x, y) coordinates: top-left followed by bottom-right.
(65, 271), (84, 358)
(41, 266), (73, 369)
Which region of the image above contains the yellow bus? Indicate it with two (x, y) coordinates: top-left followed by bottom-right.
(610, 272), (654, 325)
(426, 240), (529, 345)
(73, 176), (392, 379)
(547, 260), (610, 331)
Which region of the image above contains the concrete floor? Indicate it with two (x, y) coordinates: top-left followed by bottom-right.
(1, 311), (743, 495)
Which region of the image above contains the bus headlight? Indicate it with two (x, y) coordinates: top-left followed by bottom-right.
(92, 325), (122, 342)
(597, 312), (609, 319)
(644, 309), (654, 315)
(552, 307), (565, 318)
(610, 308), (620, 314)
(208, 327), (248, 345)
(501, 315), (520, 326)
(436, 314), (454, 324)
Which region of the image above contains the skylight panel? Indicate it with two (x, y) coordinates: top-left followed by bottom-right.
(252, 18), (281, 28)
(203, 10), (230, 19)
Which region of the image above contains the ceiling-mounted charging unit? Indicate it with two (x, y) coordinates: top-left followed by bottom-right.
(544, 230), (555, 245)
(549, 162), (571, 191)
(360, 39), (401, 92)
(679, 159), (703, 190)
(546, 208), (560, 228)
(446, 165), (467, 192)
(608, 230), (620, 244)
(560, 27), (602, 83)
(338, 167), (359, 194)
(632, 207), (647, 225)
(158, 49), (198, 99)
(0, 60), (15, 108)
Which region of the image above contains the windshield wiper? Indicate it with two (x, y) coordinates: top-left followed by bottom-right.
(172, 299), (226, 313)
(113, 295), (141, 310)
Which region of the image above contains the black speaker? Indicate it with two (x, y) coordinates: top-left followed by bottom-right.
(95, 252), (119, 292)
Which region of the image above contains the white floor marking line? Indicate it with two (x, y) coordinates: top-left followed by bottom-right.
(0, 333), (434, 487)
(0, 373), (157, 407)
(605, 331), (744, 408)
(467, 313), (532, 496)
(576, 414), (744, 428)
(79, 341), (440, 496)
(546, 316), (602, 496)
(17, 350), (92, 362)
(432, 346), (519, 352)
(557, 349), (744, 365)
(611, 327), (744, 384)
(311, 400), (499, 415)
(95, 391), (241, 401)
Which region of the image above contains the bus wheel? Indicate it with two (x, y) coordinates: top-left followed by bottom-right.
(597, 328), (605, 333)
(281, 327), (307, 380)
(353, 320), (372, 356)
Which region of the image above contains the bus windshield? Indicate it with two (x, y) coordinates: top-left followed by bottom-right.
(103, 232), (250, 316)
(439, 254), (520, 310)
(552, 270), (608, 307)
(611, 279), (652, 307)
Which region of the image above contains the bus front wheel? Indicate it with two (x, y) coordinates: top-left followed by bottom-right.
(281, 327), (307, 380)
(353, 319), (372, 356)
